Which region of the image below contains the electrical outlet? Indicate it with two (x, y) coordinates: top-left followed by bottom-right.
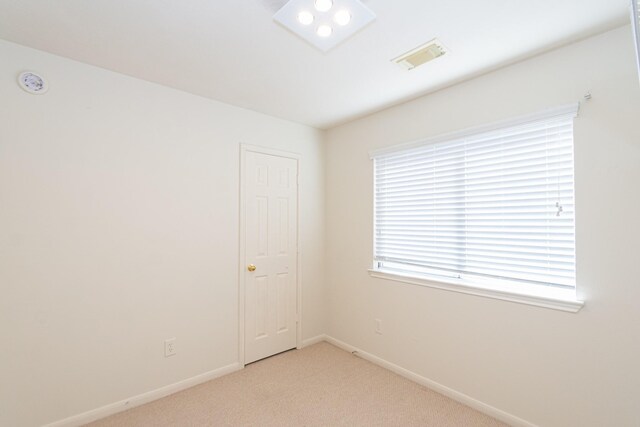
(164, 338), (176, 357)
(375, 318), (382, 335)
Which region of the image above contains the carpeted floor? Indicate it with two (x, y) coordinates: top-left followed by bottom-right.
(87, 342), (508, 426)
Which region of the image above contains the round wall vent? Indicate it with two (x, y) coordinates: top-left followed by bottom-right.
(18, 71), (48, 94)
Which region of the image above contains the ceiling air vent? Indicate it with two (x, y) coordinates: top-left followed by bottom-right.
(392, 39), (447, 70)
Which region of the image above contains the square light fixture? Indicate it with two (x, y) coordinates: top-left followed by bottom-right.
(274, 0), (376, 52)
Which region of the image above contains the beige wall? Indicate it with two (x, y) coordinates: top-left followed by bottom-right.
(325, 26), (640, 427)
(0, 40), (325, 427)
(3, 24), (640, 427)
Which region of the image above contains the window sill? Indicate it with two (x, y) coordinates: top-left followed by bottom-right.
(368, 269), (584, 313)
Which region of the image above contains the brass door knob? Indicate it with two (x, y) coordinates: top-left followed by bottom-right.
(247, 264), (256, 272)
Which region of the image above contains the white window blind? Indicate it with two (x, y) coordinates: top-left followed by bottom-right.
(373, 105), (578, 291)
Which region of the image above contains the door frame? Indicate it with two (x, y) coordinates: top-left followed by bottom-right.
(238, 144), (302, 366)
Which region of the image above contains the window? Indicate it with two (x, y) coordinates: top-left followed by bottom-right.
(632, 0), (640, 83)
(370, 104), (583, 311)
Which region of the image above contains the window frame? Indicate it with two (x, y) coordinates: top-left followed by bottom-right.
(369, 104), (584, 312)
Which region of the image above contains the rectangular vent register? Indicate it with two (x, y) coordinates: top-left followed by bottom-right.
(393, 39), (447, 70)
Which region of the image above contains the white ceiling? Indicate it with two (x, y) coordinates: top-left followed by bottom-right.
(0, 0), (629, 129)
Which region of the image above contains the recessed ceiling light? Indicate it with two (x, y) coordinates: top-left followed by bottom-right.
(314, 0), (333, 12)
(297, 11), (314, 25)
(317, 25), (333, 37)
(334, 10), (351, 26)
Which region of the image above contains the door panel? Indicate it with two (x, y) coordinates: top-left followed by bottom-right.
(244, 151), (298, 364)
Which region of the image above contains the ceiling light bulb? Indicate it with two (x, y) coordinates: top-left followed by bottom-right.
(297, 11), (314, 25)
(333, 10), (351, 26)
(316, 25), (332, 37)
(314, 0), (333, 12)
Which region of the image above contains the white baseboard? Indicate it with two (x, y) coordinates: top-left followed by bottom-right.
(324, 335), (536, 427)
(44, 362), (242, 427)
(301, 334), (327, 348)
(45, 337), (534, 427)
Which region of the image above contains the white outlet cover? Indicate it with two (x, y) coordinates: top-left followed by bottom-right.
(164, 338), (176, 357)
(375, 318), (382, 334)
(274, 0), (376, 52)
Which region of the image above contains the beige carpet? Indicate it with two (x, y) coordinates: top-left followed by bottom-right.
(87, 342), (508, 427)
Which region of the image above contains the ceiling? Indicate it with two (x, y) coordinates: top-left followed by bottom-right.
(0, 0), (629, 129)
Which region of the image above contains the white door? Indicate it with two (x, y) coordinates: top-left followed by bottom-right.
(242, 149), (298, 364)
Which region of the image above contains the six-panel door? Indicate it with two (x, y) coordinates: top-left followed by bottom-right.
(244, 151), (298, 364)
